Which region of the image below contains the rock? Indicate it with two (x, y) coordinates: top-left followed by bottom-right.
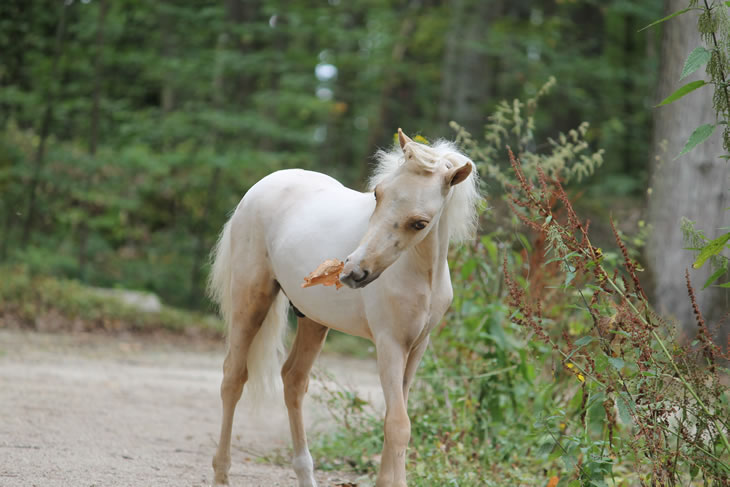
(89, 288), (163, 313)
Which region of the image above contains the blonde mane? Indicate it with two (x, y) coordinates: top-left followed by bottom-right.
(370, 139), (481, 243)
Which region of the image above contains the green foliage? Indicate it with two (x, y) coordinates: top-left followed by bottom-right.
(656, 79), (707, 106)
(682, 218), (730, 288)
(0, 0), (663, 309)
(680, 46), (712, 80)
(312, 234), (574, 486)
(505, 150), (730, 485)
(677, 123), (716, 157)
(692, 231), (730, 269)
(657, 1), (730, 291)
(656, 0), (730, 156)
(452, 78), (605, 190)
(638, 7), (697, 32)
(314, 87), (730, 486)
(0, 265), (223, 335)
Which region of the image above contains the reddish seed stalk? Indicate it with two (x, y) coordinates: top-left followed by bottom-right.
(501, 150), (730, 480)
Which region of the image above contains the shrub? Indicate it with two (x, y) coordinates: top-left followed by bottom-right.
(312, 81), (730, 486)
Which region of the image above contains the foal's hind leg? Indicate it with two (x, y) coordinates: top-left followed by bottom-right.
(282, 317), (329, 487)
(212, 276), (279, 485)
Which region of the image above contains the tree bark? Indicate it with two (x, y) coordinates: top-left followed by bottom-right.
(223, 0), (260, 107)
(439, 0), (497, 134)
(359, 1), (420, 184)
(77, 0), (109, 280)
(188, 29), (228, 304)
(21, 1), (69, 246)
(648, 0), (730, 342)
(622, 14), (636, 174)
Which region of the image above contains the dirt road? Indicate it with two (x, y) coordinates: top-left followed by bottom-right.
(0, 330), (381, 487)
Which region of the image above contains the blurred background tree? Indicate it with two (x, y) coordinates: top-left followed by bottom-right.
(0, 0), (682, 312)
(648, 0), (730, 339)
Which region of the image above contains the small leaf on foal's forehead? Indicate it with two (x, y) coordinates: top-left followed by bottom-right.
(413, 134), (429, 144)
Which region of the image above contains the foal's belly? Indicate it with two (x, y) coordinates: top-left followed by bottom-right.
(253, 169), (376, 339)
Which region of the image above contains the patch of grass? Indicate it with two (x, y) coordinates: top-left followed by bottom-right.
(323, 330), (375, 359)
(0, 265), (223, 336)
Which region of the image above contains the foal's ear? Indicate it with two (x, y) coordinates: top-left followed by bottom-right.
(445, 161), (473, 186)
(398, 128), (414, 150)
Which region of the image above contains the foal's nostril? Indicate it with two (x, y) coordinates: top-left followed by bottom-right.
(353, 269), (369, 283)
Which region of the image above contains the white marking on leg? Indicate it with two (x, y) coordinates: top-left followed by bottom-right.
(293, 450), (317, 487)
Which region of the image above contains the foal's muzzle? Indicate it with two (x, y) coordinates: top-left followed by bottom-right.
(340, 262), (375, 289)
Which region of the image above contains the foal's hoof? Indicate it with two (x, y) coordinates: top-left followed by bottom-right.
(298, 476), (318, 487)
(212, 456), (230, 485)
(213, 471), (229, 485)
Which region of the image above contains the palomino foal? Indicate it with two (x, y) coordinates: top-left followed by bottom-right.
(208, 129), (480, 486)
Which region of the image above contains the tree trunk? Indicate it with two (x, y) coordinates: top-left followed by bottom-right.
(363, 0), (420, 170)
(77, 0), (109, 281)
(189, 166), (220, 305)
(160, 3), (176, 114)
(622, 14), (636, 174)
(188, 30), (228, 304)
(648, 0), (730, 342)
(224, 0), (260, 107)
(21, 1), (69, 246)
(439, 0), (496, 134)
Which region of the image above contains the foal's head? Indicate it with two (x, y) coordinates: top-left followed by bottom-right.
(340, 129), (475, 289)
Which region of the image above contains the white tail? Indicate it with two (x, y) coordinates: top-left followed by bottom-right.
(208, 218), (235, 328)
(207, 216), (288, 407)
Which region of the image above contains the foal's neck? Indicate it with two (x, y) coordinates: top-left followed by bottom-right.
(410, 211), (451, 276)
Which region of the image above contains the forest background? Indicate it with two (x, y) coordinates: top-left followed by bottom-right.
(0, 0), (730, 485)
(0, 0), (675, 311)
(3, 0), (726, 328)
(2, 1), (730, 485)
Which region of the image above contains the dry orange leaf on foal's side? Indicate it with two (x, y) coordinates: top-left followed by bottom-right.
(301, 258), (345, 289)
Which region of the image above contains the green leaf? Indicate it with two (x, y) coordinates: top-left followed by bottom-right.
(563, 453), (578, 472)
(703, 261), (728, 289)
(676, 123), (716, 157)
(639, 8), (695, 32)
(693, 232), (730, 269)
(545, 251), (579, 265)
(656, 80), (707, 107)
(690, 462), (699, 479)
(461, 258), (477, 279)
(616, 394), (633, 426)
(680, 47), (712, 80)
(718, 281), (730, 288)
(564, 269), (576, 287)
(608, 357), (625, 370)
(574, 336), (594, 347)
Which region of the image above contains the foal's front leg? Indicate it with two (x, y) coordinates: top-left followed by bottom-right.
(375, 337), (411, 487)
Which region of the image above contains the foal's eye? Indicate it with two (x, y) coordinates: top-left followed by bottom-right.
(411, 220), (428, 230)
